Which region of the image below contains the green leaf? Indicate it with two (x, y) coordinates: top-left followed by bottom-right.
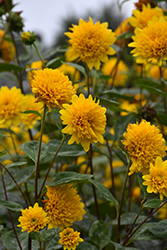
(21, 141), (49, 162)
(111, 212), (148, 225)
(40, 228), (58, 241)
(102, 90), (135, 101)
(0, 63), (23, 73)
(0, 198), (23, 212)
(1, 230), (29, 250)
(6, 161), (27, 169)
(157, 113), (167, 126)
(137, 173), (147, 196)
(21, 110), (42, 118)
(47, 139), (85, 157)
(53, 172), (93, 185)
(46, 57), (62, 69)
(149, 219), (167, 238)
(135, 78), (161, 89)
(99, 97), (120, 110)
(88, 179), (119, 211)
(129, 223), (157, 243)
(0, 149), (6, 157)
(77, 242), (99, 250)
(143, 199), (162, 209)
(89, 221), (111, 250)
(110, 241), (138, 250)
(62, 61), (86, 77)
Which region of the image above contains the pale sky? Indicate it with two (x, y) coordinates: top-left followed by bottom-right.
(13, 0), (136, 47)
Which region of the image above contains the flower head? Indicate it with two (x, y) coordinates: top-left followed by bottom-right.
(129, 16), (167, 68)
(27, 60), (44, 81)
(65, 17), (116, 70)
(0, 86), (26, 127)
(59, 94), (107, 152)
(122, 119), (167, 175)
(142, 157), (167, 200)
(43, 185), (86, 230)
(0, 29), (15, 62)
(101, 57), (128, 87)
(30, 68), (76, 110)
(21, 94), (43, 130)
(17, 203), (49, 233)
(157, 203), (167, 220)
(59, 228), (83, 250)
(128, 4), (166, 29)
(21, 31), (36, 45)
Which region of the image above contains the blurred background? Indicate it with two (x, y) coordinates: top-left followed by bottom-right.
(13, 0), (136, 48)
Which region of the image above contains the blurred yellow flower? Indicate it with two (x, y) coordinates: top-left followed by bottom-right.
(101, 58), (128, 86)
(21, 94), (43, 130)
(0, 30), (15, 62)
(147, 64), (167, 80)
(60, 94), (106, 152)
(43, 185), (86, 230)
(58, 63), (80, 81)
(33, 131), (50, 144)
(129, 16), (167, 68)
(21, 31), (36, 45)
(122, 119), (167, 175)
(17, 203), (49, 233)
(143, 157), (167, 200)
(120, 101), (137, 116)
(27, 60), (44, 81)
(132, 186), (141, 200)
(30, 68), (76, 110)
(59, 228), (83, 250)
(65, 17), (116, 70)
(158, 204), (167, 220)
(128, 3), (166, 29)
(114, 18), (131, 46)
(0, 86), (26, 127)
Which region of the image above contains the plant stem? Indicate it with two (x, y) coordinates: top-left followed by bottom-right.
(33, 42), (46, 68)
(159, 66), (167, 113)
(105, 138), (115, 198)
(0, 164), (23, 250)
(123, 194), (148, 246)
(117, 160), (130, 243)
(37, 134), (68, 201)
(37, 233), (42, 250)
(123, 200), (167, 246)
(0, 161), (29, 207)
(35, 105), (47, 201)
(88, 144), (100, 220)
(86, 66), (90, 96)
(9, 127), (18, 156)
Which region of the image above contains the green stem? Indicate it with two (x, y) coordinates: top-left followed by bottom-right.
(37, 233), (42, 250)
(123, 194), (148, 246)
(117, 159), (130, 243)
(123, 200), (167, 247)
(92, 69), (97, 96)
(159, 66), (167, 113)
(9, 127), (18, 156)
(88, 144), (100, 220)
(86, 66), (90, 96)
(0, 161), (29, 206)
(0, 165), (23, 250)
(33, 42), (46, 68)
(37, 134), (68, 201)
(35, 105), (47, 201)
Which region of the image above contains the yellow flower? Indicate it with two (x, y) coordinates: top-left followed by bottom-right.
(122, 119), (167, 175)
(59, 94), (107, 152)
(0, 30), (15, 62)
(142, 157), (167, 200)
(132, 186), (141, 200)
(21, 94), (43, 130)
(129, 16), (167, 68)
(114, 18), (131, 46)
(17, 203), (49, 233)
(65, 17), (116, 70)
(120, 101), (137, 116)
(21, 31), (36, 45)
(59, 228), (83, 250)
(157, 204), (167, 220)
(30, 68), (76, 110)
(33, 132), (50, 144)
(128, 4), (166, 29)
(43, 185), (86, 230)
(0, 86), (26, 127)
(101, 57), (128, 87)
(27, 60), (44, 81)
(147, 64), (167, 80)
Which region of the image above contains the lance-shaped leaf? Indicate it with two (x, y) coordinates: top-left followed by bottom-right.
(52, 172), (93, 186)
(0, 198), (23, 212)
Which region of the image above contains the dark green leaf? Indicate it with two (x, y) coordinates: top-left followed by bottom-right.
(149, 219), (167, 238)
(137, 173), (147, 196)
(0, 198), (23, 212)
(99, 98), (120, 110)
(6, 161), (27, 169)
(157, 113), (167, 126)
(77, 242), (99, 250)
(112, 212), (148, 225)
(40, 228), (58, 241)
(21, 110), (42, 118)
(62, 61), (86, 77)
(88, 179), (119, 211)
(47, 139), (85, 157)
(102, 90), (135, 100)
(21, 141), (49, 162)
(0, 149), (6, 157)
(129, 223), (157, 243)
(143, 199), (162, 209)
(46, 57), (62, 69)
(0, 63), (23, 73)
(53, 172), (93, 185)
(89, 221), (111, 250)
(110, 241), (138, 250)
